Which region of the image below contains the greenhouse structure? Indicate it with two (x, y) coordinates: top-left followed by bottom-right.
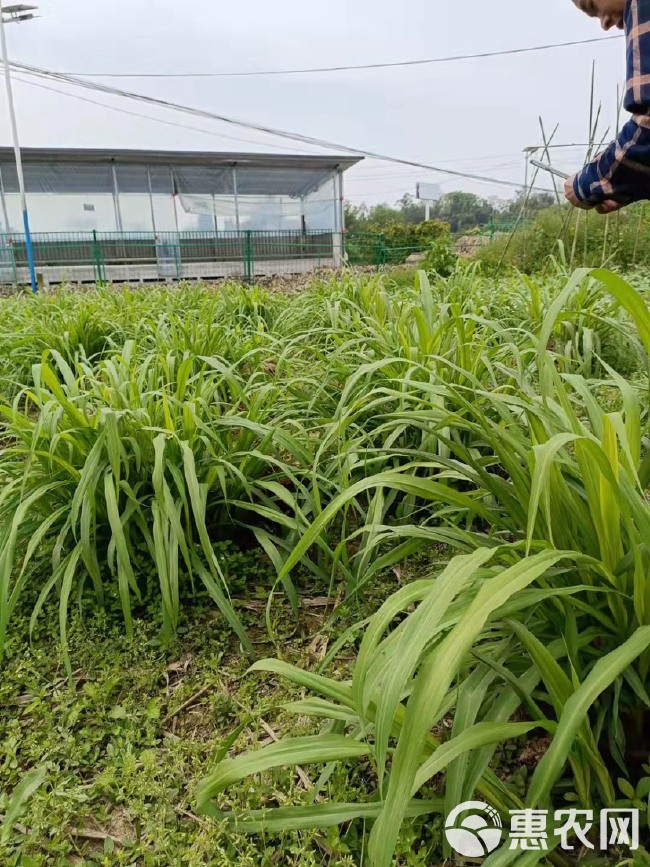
(0, 148), (362, 285)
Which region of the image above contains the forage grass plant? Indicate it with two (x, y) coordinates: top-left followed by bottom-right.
(195, 269), (650, 865)
(0, 269), (645, 667)
(0, 339), (320, 673)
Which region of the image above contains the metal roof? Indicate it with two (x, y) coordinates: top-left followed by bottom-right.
(0, 147), (362, 171)
(0, 148), (362, 199)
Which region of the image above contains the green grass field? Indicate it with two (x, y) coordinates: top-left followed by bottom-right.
(0, 264), (649, 866)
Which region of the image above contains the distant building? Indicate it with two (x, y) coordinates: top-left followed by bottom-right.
(0, 148), (362, 284)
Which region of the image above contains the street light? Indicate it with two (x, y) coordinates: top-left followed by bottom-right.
(0, 2), (38, 294)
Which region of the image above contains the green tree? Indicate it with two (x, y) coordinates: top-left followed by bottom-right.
(397, 193), (427, 224)
(497, 190), (557, 222)
(367, 203), (406, 227)
(344, 203), (370, 233)
(429, 192), (495, 233)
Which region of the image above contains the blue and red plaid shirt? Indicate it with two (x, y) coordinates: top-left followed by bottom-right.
(572, 0), (650, 205)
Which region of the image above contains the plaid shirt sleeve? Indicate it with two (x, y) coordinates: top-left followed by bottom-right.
(572, 0), (650, 205)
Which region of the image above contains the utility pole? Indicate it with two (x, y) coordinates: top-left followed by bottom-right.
(0, 2), (38, 293)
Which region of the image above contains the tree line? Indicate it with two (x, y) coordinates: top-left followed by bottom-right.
(345, 190), (557, 235)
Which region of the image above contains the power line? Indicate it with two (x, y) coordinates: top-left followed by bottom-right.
(11, 76), (326, 154)
(51, 35), (623, 79)
(9, 60), (555, 193)
(354, 158), (517, 174)
(529, 143), (599, 149)
(344, 188), (442, 200)
(11, 80), (520, 196)
(11, 76), (533, 172)
(353, 160), (523, 182)
(344, 172), (547, 199)
(10, 75), (542, 190)
(4, 76), (554, 184)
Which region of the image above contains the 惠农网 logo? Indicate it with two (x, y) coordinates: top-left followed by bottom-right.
(445, 801), (503, 857)
(445, 805), (640, 858)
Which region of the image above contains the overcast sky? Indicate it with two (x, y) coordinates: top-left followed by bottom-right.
(0, 0), (626, 206)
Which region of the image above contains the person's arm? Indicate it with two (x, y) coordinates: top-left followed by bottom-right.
(567, 118), (650, 208)
(566, 0), (650, 209)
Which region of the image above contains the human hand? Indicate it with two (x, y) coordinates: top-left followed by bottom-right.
(564, 177), (592, 211)
(595, 199), (625, 215)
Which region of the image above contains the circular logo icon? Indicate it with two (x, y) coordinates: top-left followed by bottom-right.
(445, 801), (503, 858)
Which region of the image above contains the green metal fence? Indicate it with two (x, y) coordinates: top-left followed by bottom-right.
(344, 230), (497, 267)
(0, 229), (342, 285)
(0, 227), (498, 286)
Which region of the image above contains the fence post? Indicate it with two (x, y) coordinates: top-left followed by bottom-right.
(375, 234), (387, 271)
(244, 230), (253, 281)
(174, 234), (181, 281)
(92, 230), (106, 285)
(0, 235), (16, 287)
